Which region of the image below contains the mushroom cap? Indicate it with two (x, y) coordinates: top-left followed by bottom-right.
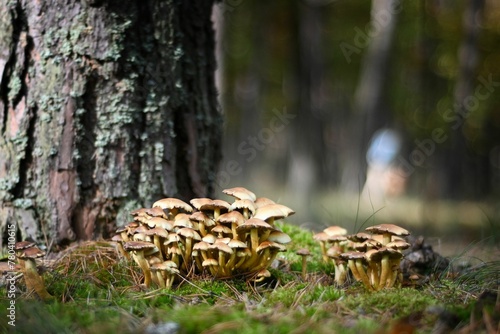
(202, 234), (217, 244)
(145, 207), (168, 218)
(296, 248), (311, 256)
(193, 241), (210, 251)
(267, 231), (292, 244)
(313, 231), (330, 242)
(146, 217), (174, 231)
(256, 269), (271, 278)
(347, 232), (372, 242)
(236, 218), (274, 232)
(153, 198), (193, 213)
(173, 213), (194, 229)
(377, 246), (403, 259)
(191, 198), (230, 212)
(222, 186), (257, 201)
(253, 204), (295, 221)
(326, 246), (342, 258)
(254, 197), (276, 208)
(365, 224), (410, 237)
(202, 258), (218, 267)
(189, 211), (209, 223)
(209, 241), (234, 254)
(229, 199), (256, 215)
(144, 226), (169, 238)
(123, 241), (157, 252)
(165, 233), (181, 245)
(256, 241), (286, 253)
(365, 249), (382, 262)
(227, 239), (248, 249)
(130, 207), (150, 217)
(217, 211), (245, 225)
(151, 260), (178, 271)
(386, 240), (411, 250)
(17, 246), (45, 259)
(211, 224), (233, 236)
(323, 226), (348, 237)
(14, 241), (36, 251)
(340, 251), (366, 261)
(190, 198), (214, 210)
(176, 227), (201, 241)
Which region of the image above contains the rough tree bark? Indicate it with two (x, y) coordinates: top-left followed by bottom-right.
(0, 0), (222, 248)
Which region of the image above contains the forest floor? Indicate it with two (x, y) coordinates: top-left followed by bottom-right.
(1, 223), (499, 334)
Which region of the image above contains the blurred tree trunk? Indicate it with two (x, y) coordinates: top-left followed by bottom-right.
(286, 1), (329, 221)
(0, 0), (222, 248)
(341, 0), (399, 192)
(445, 0), (486, 199)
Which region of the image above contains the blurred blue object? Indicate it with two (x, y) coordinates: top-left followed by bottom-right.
(366, 128), (401, 167)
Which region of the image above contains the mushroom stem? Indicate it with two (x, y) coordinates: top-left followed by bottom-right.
(131, 251), (152, 288)
(378, 255), (391, 291)
(153, 236), (164, 261)
(386, 258), (402, 288)
(367, 262), (380, 289)
(241, 229), (260, 270)
(335, 262), (347, 285)
(23, 259), (54, 301)
(347, 259), (362, 282)
(319, 241), (328, 262)
(355, 260), (373, 291)
(300, 255), (308, 280)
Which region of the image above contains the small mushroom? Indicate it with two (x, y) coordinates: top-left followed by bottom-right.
(222, 186), (257, 201)
(152, 198), (193, 219)
(365, 224), (410, 246)
(296, 248), (311, 280)
(341, 251), (373, 291)
(124, 241), (157, 288)
(16, 246), (53, 301)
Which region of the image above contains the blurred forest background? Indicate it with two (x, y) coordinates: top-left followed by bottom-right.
(212, 0), (500, 250)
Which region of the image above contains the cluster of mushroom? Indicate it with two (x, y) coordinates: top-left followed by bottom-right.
(112, 187), (294, 288)
(314, 223), (410, 290)
(13, 241), (53, 301)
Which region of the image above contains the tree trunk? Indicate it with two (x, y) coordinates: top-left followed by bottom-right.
(0, 0), (222, 248)
(341, 0), (400, 192)
(445, 0), (485, 199)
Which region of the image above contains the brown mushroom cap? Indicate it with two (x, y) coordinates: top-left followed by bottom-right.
(145, 207), (168, 218)
(296, 248), (311, 256)
(347, 232), (372, 242)
(340, 251), (366, 261)
(153, 198), (193, 213)
(253, 204), (295, 221)
(313, 231), (330, 242)
(254, 197), (276, 208)
(323, 226), (348, 237)
(267, 231), (292, 244)
(230, 199), (256, 215)
(217, 211), (245, 225)
(365, 224), (410, 237)
(222, 187), (257, 201)
(17, 246), (45, 259)
(144, 227), (169, 239)
(386, 240), (411, 250)
(14, 241), (36, 251)
(236, 218), (274, 233)
(256, 241), (286, 253)
(123, 241), (157, 252)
